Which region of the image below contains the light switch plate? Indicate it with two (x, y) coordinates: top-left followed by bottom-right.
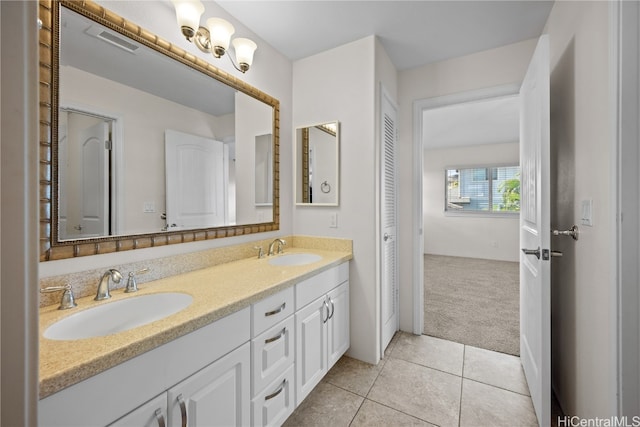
(330, 213), (338, 228)
(581, 199), (593, 226)
(143, 201), (156, 213)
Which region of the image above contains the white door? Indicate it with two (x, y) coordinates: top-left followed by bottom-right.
(519, 35), (551, 427)
(165, 129), (226, 230)
(77, 121), (110, 238)
(381, 87), (399, 354)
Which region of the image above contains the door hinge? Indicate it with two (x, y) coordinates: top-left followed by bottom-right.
(105, 140), (113, 150)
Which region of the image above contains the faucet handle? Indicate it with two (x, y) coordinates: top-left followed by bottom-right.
(125, 268), (149, 293)
(253, 246), (264, 259)
(40, 285), (77, 310)
(278, 239), (287, 254)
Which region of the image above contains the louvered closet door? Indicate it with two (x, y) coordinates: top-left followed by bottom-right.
(381, 87), (399, 353)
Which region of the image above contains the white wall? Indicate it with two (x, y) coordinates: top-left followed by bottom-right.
(424, 142), (520, 262)
(292, 36), (377, 363)
(234, 91), (274, 224)
(397, 39), (537, 331)
(41, 0), (293, 278)
(292, 36), (396, 364)
(545, 0), (616, 417)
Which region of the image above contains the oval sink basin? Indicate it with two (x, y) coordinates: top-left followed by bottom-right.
(268, 253), (322, 266)
(44, 292), (193, 340)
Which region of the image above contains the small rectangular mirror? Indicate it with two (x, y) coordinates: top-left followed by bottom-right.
(295, 121), (340, 206)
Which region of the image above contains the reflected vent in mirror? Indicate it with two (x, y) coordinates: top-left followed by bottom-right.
(85, 26), (140, 54)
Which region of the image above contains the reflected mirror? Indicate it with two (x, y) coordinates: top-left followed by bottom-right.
(295, 122), (340, 206)
(40, 0), (280, 259)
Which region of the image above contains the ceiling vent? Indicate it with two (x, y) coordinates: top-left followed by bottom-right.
(85, 26), (139, 54)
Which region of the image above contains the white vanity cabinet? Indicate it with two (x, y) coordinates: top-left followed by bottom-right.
(250, 287), (296, 427)
(295, 263), (350, 405)
(110, 343), (250, 427)
(39, 259), (351, 427)
(39, 307), (251, 427)
(167, 342), (251, 427)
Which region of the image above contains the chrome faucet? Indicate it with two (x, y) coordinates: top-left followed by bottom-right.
(95, 269), (122, 301)
(268, 238), (286, 256)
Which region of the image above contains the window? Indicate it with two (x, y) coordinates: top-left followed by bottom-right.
(446, 166), (520, 214)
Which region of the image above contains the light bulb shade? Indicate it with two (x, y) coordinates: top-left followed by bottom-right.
(171, 0), (204, 39)
(232, 38), (257, 70)
(206, 17), (235, 54)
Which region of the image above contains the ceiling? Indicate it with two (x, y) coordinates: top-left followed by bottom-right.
(216, 0), (554, 71)
(423, 95), (519, 150)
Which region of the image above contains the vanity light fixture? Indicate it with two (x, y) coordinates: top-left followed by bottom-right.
(171, 0), (257, 73)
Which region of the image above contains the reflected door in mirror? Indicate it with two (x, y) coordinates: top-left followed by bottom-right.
(165, 130), (227, 230)
(58, 109), (113, 239)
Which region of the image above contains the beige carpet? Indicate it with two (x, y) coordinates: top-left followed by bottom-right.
(424, 254), (520, 356)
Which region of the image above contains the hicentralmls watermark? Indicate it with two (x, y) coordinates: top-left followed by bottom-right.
(557, 416), (640, 427)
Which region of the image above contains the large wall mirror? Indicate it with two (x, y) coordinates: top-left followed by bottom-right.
(38, 0), (279, 261)
(295, 122), (340, 206)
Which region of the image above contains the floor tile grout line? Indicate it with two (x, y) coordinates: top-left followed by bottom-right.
(363, 395), (443, 426)
(388, 353), (465, 381)
(461, 376), (532, 397)
(347, 396), (366, 427)
(458, 345), (466, 427)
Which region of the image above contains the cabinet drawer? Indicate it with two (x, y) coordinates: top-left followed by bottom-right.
(251, 364), (295, 427)
(251, 315), (294, 396)
(296, 262), (349, 309)
(252, 286), (294, 337)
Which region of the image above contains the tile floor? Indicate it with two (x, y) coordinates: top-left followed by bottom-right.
(283, 332), (538, 427)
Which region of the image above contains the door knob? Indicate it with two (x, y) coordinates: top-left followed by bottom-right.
(384, 233), (392, 242)
(552, 225), (579, 240)
(521, 247), (540, 259)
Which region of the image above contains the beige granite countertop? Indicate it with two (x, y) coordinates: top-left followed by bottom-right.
(39, 246), (352, 399)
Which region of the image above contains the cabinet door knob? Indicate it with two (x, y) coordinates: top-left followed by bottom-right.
(329, 298), (335, 319)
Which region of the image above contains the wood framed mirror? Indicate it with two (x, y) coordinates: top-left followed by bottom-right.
(38, 0), (280, 261)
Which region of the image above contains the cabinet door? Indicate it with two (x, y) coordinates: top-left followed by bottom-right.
(327, 281), (350, 369)
(167, 342), (250, 427)
(295, 296), (328, 406)
(109, 393), (167, 427)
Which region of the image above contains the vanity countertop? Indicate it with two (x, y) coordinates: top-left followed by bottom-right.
(39, 247), (352, 399)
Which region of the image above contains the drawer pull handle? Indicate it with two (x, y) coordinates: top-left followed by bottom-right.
(265, 379), (287, 401)
(154, 408), (166, 427)
(265, 327), (286, 344)
(329, 297), (335, 319)
(177, 394), (187, 427)
(264, 302), (286, 317)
